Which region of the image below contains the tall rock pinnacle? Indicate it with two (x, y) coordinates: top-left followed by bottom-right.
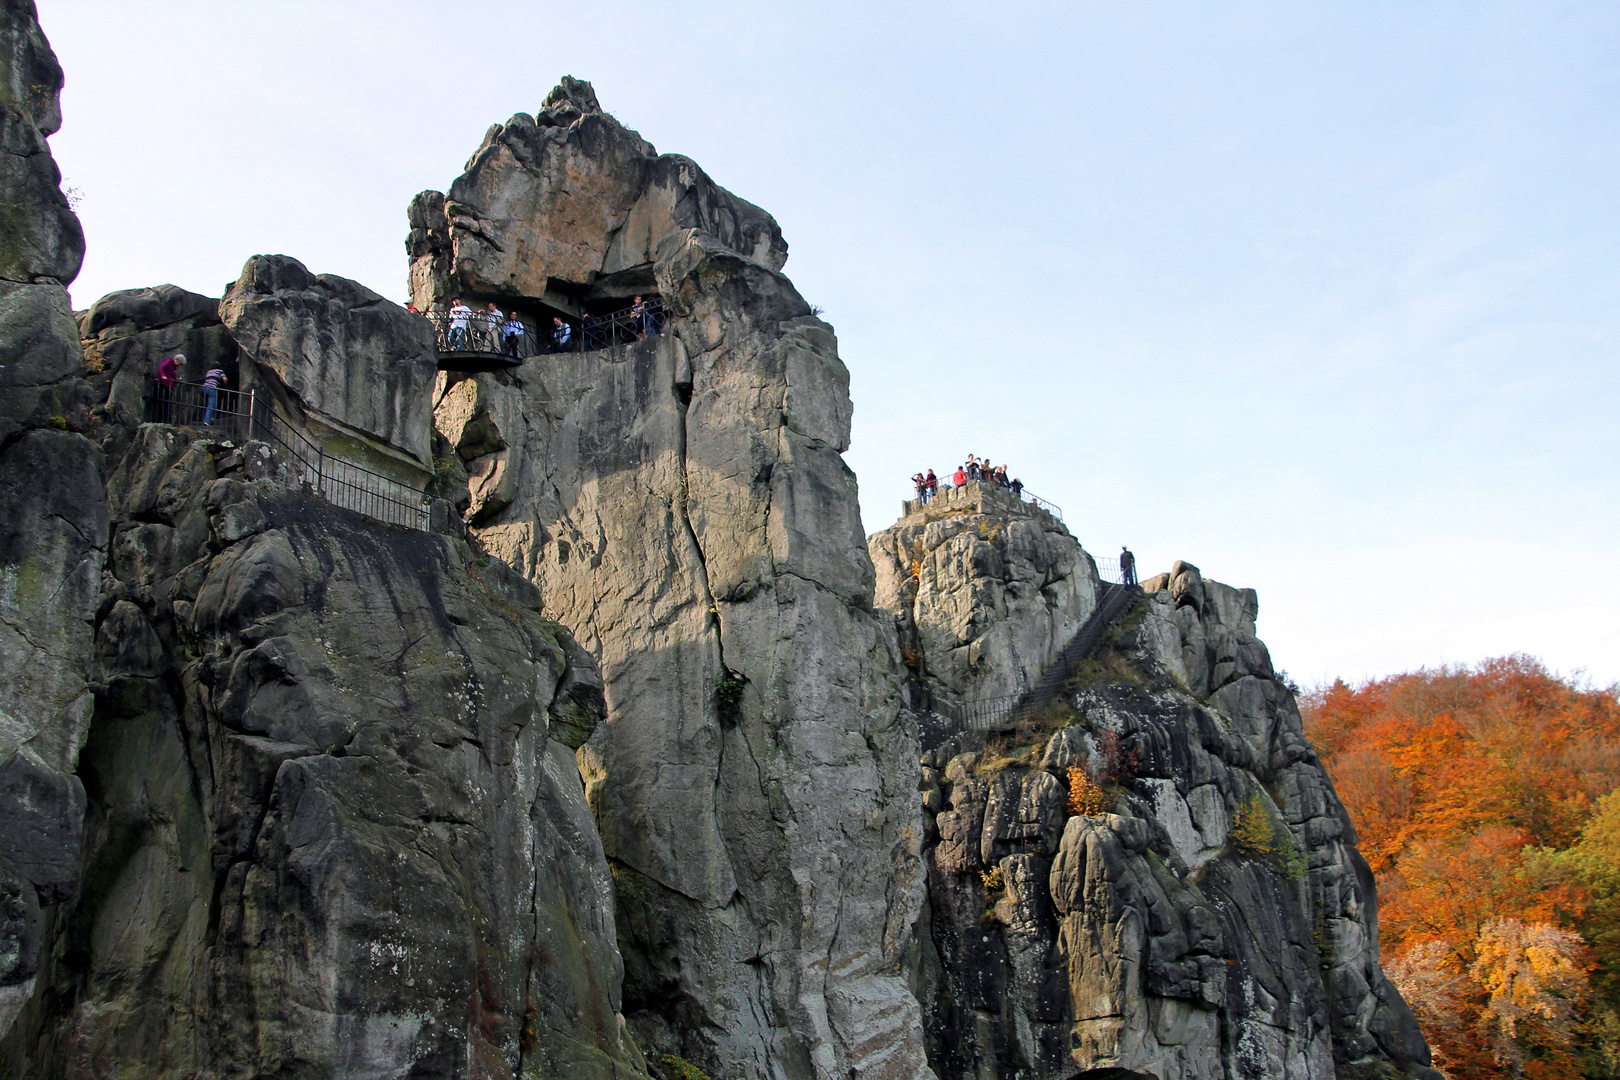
(414, 79), (935, 1080)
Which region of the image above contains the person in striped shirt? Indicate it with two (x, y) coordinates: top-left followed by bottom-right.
(201, 365), (227, 425)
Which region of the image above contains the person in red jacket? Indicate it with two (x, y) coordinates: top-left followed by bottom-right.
(952, 465), (966, 487)
(155, 353), (181, 422)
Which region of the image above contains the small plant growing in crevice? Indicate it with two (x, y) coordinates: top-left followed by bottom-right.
(1312, 915), (1336, 972)
(1067, 766), (1112, 816)
(1231, 794), (1276, 858)
(980, 865), (1005, 892)
(713, 668), (746, 726)
(900, 645), (924, 671)
(1093, 730), (1140, 786)
(1275, 823), (1308, 881)
(656, 1054), (713, 1080)
(1230, 793), (1307, 879)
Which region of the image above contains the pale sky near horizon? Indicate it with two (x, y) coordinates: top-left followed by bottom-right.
(39, 1), (1620, 688)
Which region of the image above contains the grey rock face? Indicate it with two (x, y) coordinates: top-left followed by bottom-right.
(408, 78), (785, 311)
(422, 82), (932, 1080)
(0, 0), (81, 287)
(221, 254), (438, 473)
(0, 1), (99, 1042)
(868, 482), (1100, 711)
(1, 428), (644, 1079)
(886, 519), (1437, 1079)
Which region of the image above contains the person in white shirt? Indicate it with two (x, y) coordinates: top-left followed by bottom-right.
(551, 316), (572, 352)
(448, 298), (472, 350)
(482, 302), (503, 350)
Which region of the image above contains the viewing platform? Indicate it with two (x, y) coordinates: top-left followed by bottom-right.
(426, 295), (665, 373)
(900, 479), (1063, 523)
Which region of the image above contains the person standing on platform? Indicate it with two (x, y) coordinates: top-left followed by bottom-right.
(502, 312), (526, 356)
(155, 353), (180, 423)
(1120, 546), (1137, 585)
(200, 364), (227, 426)
(448, 298), (472, 350)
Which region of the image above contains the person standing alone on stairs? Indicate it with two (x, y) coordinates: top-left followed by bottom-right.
(1120, 545), (1136, 585)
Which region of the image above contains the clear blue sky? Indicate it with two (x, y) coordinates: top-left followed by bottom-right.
(43, 1), (1620, 687)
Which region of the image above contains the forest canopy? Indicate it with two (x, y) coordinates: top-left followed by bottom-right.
(1304, 656), (1620, 1079)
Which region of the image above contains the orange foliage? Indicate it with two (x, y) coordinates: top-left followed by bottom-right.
(1303, 656), (1620, 1078)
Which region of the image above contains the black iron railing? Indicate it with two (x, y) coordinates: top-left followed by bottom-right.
(1092, 556), (1140, 586)
(145, 379), (431, 531)
(145, 379), (256, 441)
(424, 295), (666, 358)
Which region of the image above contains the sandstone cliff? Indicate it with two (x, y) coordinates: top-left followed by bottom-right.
(2, 424), (641, 1078)
(868, 497), (1439, 1080)
(413, 79), (933, 1080)
(0, 9), (1446, 1075)
(0, 0), (99, 1039)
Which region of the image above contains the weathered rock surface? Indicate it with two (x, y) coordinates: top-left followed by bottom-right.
(420, 81), (933, 1080)
(222, 254), (438, 474)
(0, 0), (81, 287)
(408, 76), (785, 312)
(1, 426), (644, 1079)
(886, 531), (1439, 1080)
(0, 0), (99, 1040)
(868, 481), (1100, 711)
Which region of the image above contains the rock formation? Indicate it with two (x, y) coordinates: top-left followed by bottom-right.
(222, 254), (439, 480)
(868, 482), (1100, 710)
(0, 0), (99, 1039)
(0, 6), (1443, 1074)
(3, 425), (641, 1078)
(412, 79), (933, 1080)
(868, 492), (1439, 1080)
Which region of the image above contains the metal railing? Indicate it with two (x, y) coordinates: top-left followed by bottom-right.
(906, 477), (1063, 520)
(1092, 556), (1141, 586)
(927, 583), (1142, 732)
(145, 379), (431, 531)
(145, 379), (256, 442)
(424, 295), (666, 358)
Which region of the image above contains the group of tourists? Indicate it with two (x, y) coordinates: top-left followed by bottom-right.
(418, 294), (665, 357)
(911, 454), (1025, 504)
(151, 353), (230, 426)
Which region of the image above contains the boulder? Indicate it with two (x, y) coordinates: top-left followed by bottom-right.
(868, 490), (1101, 712)
(408, 77), (785, 312)
(221, 254), (437, 470)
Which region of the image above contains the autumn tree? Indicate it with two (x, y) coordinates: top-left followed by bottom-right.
(1304, 657), (1620, 1078)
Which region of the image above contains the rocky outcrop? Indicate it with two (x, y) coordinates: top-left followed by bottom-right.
(0, 0), (81, 288)
(877, 521), (1439, 1079)
(221, 254), (439, 477)
(0, 0), (99, 1040)
(418, 82), (933, 1080)
(408, 76), (785, 313)
(0, 426), (644, 1079)
(868, 481), (1100, 711)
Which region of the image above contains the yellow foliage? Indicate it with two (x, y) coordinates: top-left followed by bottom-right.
(1231, 794), (1276, 858)
(980, 866), (1004, 892)
(1067, 767), (1112, 816)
